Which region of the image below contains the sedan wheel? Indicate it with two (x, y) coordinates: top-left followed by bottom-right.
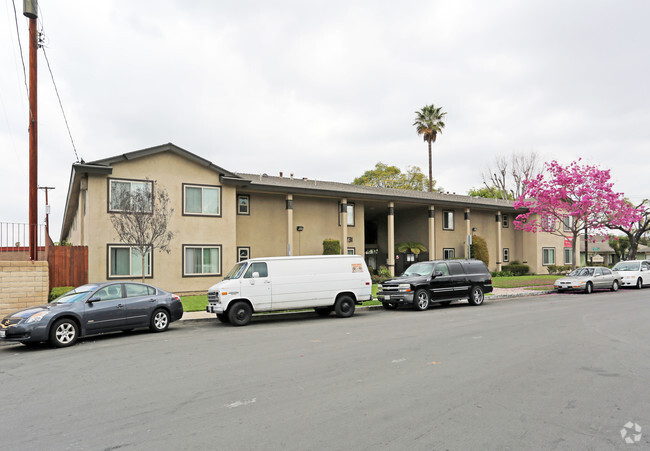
(413, 289), (430, 311)
(150, 309), (170, 332)
(585, 282), (593, 294)
(50, 319), (78, 348)
(611, 280), (619, 292)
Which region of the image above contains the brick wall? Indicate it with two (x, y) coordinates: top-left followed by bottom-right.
(0, 261), (49, 317)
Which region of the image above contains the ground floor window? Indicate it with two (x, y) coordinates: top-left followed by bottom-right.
(184, 245), (222, 276)
(108, 245), (151, 278)
(543, 247), (556, 265)
(564, 248), (573, 265)
(443, 248), (455, 260)
(237, 246), (250, 262)
(503, 248), (510, 263)
(347, 247), (356, 255)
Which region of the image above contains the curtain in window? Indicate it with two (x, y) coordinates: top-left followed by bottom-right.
(111, 247), (131, 275)
(131, 248), (150, 276)
(185, 187), (202, 213)
(203, 188), (220, 215)
(184, 247), (202, 274)
(203, 248), (219, 274)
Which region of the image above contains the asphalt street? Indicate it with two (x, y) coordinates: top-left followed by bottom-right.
(1, 290), (649, 450)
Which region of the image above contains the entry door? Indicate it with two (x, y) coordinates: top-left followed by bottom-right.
(84, 284), (126, 333)
(240, 262), (272, 311)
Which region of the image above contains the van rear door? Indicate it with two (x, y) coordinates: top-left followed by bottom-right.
(241, 262), (272, 311)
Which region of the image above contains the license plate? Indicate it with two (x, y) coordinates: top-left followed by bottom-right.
(0, 330), (5, 338)
(384, 295), (390, 301)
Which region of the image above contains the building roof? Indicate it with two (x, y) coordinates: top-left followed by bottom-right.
(234, 173), (519, 210)
(579, 235), (650, 254)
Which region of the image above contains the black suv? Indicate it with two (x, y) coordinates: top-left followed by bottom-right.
(376, 259), (493, 310)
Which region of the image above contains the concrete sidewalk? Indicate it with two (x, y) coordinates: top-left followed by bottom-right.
(180, 287), (555, 323)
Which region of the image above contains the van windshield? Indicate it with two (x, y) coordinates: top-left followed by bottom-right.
(224, 262), (247, 280)
(402, 262), (435, 277)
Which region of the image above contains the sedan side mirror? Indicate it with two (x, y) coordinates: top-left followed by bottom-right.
(87, 296), (100, 303)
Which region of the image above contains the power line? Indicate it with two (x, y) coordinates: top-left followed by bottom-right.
(41, 43), (81, 162)
(10, 0), (31, 121)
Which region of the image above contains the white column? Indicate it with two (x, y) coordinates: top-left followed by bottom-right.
(496, 211), (502, 271)
(286, 194), (293, 256)
(341, 198), (348, 255)
(388, 202), (395, 276)
(428, 205), (435, 260)
(465, 208), (471, 258)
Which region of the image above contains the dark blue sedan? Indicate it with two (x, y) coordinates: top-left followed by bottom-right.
(0, 282), (184, 348)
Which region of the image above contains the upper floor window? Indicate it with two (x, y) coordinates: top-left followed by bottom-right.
(237, 195), (250, 215)
(109, 179), (153, 212)
(541, 215), (555, 232)
(183, 184), (221, 216)
(338, 202), (355, 227)
(443, 211), (454, 230)
(563, 216), (573, 232)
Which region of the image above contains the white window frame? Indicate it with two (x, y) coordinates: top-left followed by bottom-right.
(503, 248), (510, 263)
(237, 246), (250, 262)
(443, 248), (455, 259)
(564, 247), (573, 265)
(108, 178), (153, 213)
(183, 245), (222, 276)
(108, 245), (152, 278)
(543, 247), (556, 265)
(237, 195), (250, 215)
(183, 184), (221, 216)
(442, 211), (454, 230)
(347, 247), (356, 255)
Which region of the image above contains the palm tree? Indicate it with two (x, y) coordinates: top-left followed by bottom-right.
(413, 104), (446, 192)
(396, 242), (427, 255)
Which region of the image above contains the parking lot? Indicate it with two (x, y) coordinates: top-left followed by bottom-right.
(1, 290), (649, 450)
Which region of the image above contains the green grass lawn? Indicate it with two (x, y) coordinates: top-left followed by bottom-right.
(492, 274), (557, 289)
(181, 277), (556, 312)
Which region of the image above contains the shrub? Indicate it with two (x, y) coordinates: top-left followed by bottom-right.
(502, 263), (530, 276)
(49, 286), (75, 302)
(491, 271), (514, 277)
(322, 239), (341, 255)
(470, 235), (489, 267)
(372, 266), (392, 284)
(546, 265), (572, 275)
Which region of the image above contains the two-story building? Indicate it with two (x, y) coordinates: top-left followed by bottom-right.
(60, 143), (565, 293)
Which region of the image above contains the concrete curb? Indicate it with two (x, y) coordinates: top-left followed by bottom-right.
(177, 290), (556, 326)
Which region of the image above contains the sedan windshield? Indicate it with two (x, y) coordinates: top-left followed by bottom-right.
(612, 262), (640, 271)
(51, 284), (99, 304)
(402, 262), (435, 277)
(568, 268), (594, 277)
(224, 262), (247, 280)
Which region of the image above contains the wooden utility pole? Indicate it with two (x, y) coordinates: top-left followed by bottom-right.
(25, 0), (38, 260)
(38, 186), (55, 238)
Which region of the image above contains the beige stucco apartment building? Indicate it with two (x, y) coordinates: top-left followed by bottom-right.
(60, 143), (565, 293)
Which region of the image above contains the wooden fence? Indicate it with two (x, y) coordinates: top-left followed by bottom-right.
(48, 245), (88, 289)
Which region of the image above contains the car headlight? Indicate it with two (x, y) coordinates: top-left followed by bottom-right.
(398, 284), (412, 292)
(26, 311), (48, 324)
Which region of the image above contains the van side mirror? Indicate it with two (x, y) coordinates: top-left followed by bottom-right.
(252, 272), (260, 278)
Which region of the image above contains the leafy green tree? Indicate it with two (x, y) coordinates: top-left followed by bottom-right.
(608, 199), (650, 260)
(396, 242), (427, 255)
(353, 162), (440, 191)
(470, 235), (489, 267)
(468, 186), (514, 200)
(413, 104), (446, 192)
(608, 236), (630, 261)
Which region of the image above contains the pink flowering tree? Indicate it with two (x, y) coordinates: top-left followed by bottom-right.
(513, 160), (642, 269)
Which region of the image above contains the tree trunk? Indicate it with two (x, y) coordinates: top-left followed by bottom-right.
(572, 231), (579, 270)
(428, 140), (433, 192)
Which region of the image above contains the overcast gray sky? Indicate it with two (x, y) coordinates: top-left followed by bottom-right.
(1, 0), (649, 242)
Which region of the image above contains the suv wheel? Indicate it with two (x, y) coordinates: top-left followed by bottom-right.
(468, 286), (484, 306)
(413, 289), (430, 311)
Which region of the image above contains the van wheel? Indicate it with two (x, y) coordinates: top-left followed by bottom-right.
(468, 286), (484, 305)
(216, 313), (230, 323)
(315, 307), (333, 317)
(228, 301), (252, 326)
(382, 302), (398, 310)
(413, 289), (430, 311)
(334, 295), (355, 318)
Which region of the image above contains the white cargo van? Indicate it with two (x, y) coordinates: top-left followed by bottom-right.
(206, 255), (372, 326)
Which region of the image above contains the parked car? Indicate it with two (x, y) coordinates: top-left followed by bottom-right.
(207, 255), (372, 326)
(554, 267), (621, 294)
(376, 259), (493, 310)
(0, 282), (183, 348)
(611, 260), (650, 289)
